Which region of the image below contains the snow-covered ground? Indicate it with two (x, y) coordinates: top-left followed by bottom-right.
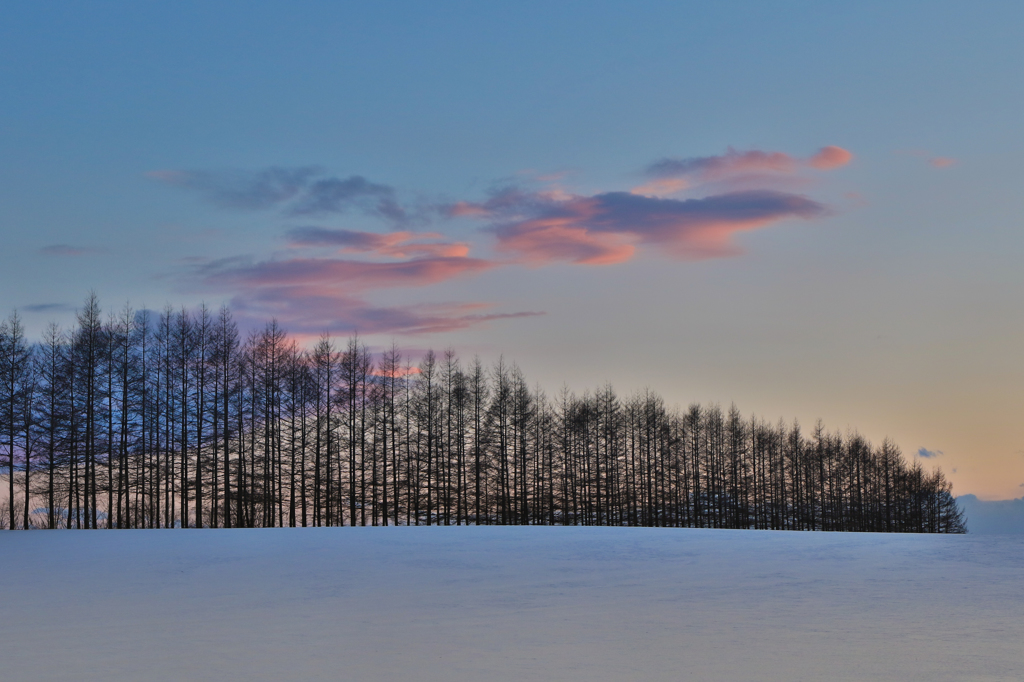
(1, 528), (1021, 682)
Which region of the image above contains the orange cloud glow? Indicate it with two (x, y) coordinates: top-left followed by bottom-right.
(287, 227), (471, 259)
(646, 146), (852, 186)
(489, 190), (827, 264)
(447, 201), (492, 217)
(175, 146), (846, 335)
(808, 146), (853, 170)
(495, 217), (635, 265)
(630, 177), (691, 197)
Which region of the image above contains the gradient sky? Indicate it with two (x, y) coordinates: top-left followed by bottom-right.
(2, 2), (1022, 499)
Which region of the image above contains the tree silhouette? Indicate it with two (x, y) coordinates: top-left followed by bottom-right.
(0, 295), (966, 533)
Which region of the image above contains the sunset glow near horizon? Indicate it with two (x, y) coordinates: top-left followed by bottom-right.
(2, 2), (1022, 500)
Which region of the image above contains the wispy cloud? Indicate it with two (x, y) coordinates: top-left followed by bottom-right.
(808, 146), (854, 170)
(496, 218), (635, 265)
(149, 167), (411, 222)
(224, 286), (540, 336)
(645, 149), (798, 182)
(896, 149), (957, 169)
(39, 244), (100, 256)
(23, 302), (75, 313)
(636, 146), (852, 196)
(917, 447), (943, 459)
(289, 176), (399, 218)
(198, 254), (496, 292)
(455, 188), (826, 264)
(148, 167), (319, 210)
(188, 239), (514, 335)
(453, 147), (845, 264)
(167, 146), (848, 333)
(287, 227), (470, 259)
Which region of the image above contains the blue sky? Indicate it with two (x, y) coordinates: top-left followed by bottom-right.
(2, 1), (1023, 498)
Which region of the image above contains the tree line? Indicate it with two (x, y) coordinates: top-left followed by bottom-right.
(0, 295), (966, 532)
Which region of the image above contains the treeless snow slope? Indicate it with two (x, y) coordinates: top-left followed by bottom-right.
(1, 528), (1021, 682)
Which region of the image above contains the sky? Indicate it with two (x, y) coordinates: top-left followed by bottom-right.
(1, 1), (1022, 500)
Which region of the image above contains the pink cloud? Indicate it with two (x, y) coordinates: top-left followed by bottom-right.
(494, 213), (635, 265)
(225, 285), (540, 336)
(169, 147), (846, 333)
(287, 227), (470, 258)
(488, 189), (827, 263)
(630, 177), (691, 198)
(371, 364), (421, 378)
(896, 149), (956, 169)
(441, 187), (539, 219)
(447, 201), (492, 217)
(188, 242), (521, 335)
(844, 191), (869, 208)
(646, 149), (798, 184)
(645, 146), (852, 190)
(808, 146), (853, 170)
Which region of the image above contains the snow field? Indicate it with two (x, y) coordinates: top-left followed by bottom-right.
(1, 527), (1021, 682)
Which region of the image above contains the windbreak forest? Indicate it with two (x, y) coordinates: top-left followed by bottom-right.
(0, 296), (965, 532)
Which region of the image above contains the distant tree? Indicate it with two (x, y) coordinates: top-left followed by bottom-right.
(34, 323), (66, 528)
(0, 293), (969, 534)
